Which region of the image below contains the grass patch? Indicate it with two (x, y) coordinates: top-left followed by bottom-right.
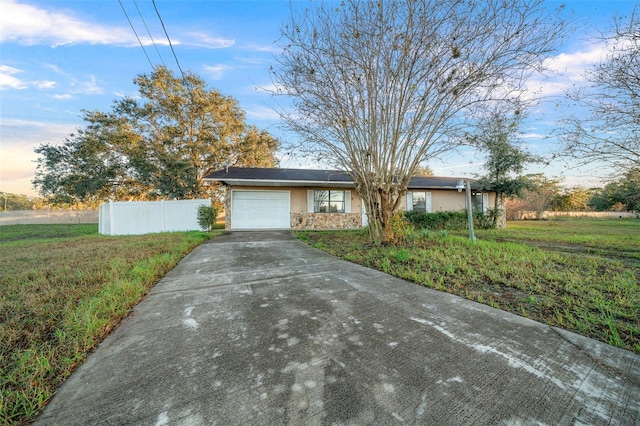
(295, 219), (640, 354)
(0, 224), (216, 424)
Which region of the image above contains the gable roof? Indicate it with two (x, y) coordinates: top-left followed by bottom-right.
(205, 167), (477, 190)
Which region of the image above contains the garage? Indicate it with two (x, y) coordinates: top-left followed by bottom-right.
(231, 190), (291, 230)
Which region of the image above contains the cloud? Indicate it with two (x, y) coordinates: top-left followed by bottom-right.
(0, 1), (233, 50)
(0, 65), (27, 90)
(253, 82), (286, 94)
(0, 0), (135, 47)
(245, 105), (280, 121)
(520, 133), (546, 140)
(0, 66), (65, 93)
(182, 32), (235, 49)
(72, 75), (103, 95)
(33, 80), (56, 90)
(523, 38), (607, 99)
(203, 64), (233, 80)
(51, 76), (104, 99)
(242, 43), (281, 54)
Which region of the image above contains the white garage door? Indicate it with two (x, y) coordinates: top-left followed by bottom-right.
(231, 190), (291, 229)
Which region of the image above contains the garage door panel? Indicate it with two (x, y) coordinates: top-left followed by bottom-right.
(231, 190), (290, 229)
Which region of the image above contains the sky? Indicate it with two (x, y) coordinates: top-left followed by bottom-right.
(0, 0), (638, 197)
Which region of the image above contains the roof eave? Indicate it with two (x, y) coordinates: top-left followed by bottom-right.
(204, 177), (355, 188)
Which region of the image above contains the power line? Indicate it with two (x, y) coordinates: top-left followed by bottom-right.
(152, 0), (187, 81)
(118, 0), (155, 70)
(133, 0), (166, 68)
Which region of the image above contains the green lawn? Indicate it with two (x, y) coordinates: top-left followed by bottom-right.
(296, 218), (640, 354)
(0, 224), (218, 425)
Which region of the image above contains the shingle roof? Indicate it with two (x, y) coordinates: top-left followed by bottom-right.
(205, 167), (352, 183)
(205, 167), (476, 189)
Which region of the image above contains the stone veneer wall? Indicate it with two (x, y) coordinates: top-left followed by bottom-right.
(291, 212), (362, 230)
(225, 187), (232, 230)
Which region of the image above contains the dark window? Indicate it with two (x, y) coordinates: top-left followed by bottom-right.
(314, 190), (345, 213)
(412, 191), (427, 212)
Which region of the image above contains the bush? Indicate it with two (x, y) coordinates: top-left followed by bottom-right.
(405, 211), (467, 230)
(389, 212), (415, 245)
(197, 205), (218, 231)
(406, 210), (499, 231)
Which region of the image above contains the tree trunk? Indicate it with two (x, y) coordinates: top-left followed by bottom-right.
(361, 186), (398, 245)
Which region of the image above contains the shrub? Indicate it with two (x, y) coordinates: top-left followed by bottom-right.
(405, 211), (467, 230)
(389, 212), (415, 245)
(197, 205), (218, 231)
(406, 210), (500, 231)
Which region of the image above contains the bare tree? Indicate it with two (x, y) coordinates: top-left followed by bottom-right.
(272, 0), (567, 243)
(562, 8), (640, 172)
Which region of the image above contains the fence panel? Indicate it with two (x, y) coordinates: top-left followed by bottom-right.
(99, 199), (210, 236)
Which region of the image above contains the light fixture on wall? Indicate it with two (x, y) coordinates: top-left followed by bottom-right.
(456, 180), (476, 242)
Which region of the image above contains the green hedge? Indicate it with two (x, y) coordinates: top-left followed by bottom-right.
(405, 211), (467, 230)
(405, 210), (497, 230)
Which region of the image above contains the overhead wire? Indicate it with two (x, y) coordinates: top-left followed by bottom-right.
(152, 0), (187, 82)
(133, 0), (167, 68)
(118, 0), (155, 70)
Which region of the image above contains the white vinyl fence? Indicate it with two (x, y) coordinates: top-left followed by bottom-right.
(99, 199), (210, 236)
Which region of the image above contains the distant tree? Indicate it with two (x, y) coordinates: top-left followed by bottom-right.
(271, 0), (567, 244)
(413, 165), (434, 177)
(506, 174), (561, 219)
(34, 67), (279, 203)
(589, 168), (640, 211)
(562, 7), (640, 172)
(549, 186), (594, 211)
(0, 193), (35, 211)
(468, 110), (540, 227)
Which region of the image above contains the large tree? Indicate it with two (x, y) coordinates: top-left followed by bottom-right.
(562, 8), (640, 172)
(34, 67), (279, 202)
(272, 0), (567, 243)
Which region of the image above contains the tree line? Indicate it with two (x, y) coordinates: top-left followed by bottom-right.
(506, 170), (640, 220)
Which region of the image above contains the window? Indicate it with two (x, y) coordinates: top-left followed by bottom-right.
(314, 190), (345, 213)
(412, 191), (427, 212)
(472, 193), (489, 213)
(406, 191), (431, 213)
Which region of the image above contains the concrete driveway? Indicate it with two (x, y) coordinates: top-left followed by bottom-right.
(36, 231), (640, 425)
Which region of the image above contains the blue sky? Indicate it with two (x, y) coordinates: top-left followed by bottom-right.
(0, 0), (637, 197)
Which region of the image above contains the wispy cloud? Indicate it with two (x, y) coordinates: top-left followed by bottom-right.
(524, 37), (607, 98)
(71, 75), (103, 95)
(0, 1), (235, 50)
(0, 66), (57, 91)
(253, 82), (286, 94)
(245, 105), (280, 121)
(182, 32), (235, 49)
(0, 65), (27, 90)
(33, 80), (56, 90)
(242, 43), (281, 54)
(0, 0), (135, 47)
(202, 64), (233, 80)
